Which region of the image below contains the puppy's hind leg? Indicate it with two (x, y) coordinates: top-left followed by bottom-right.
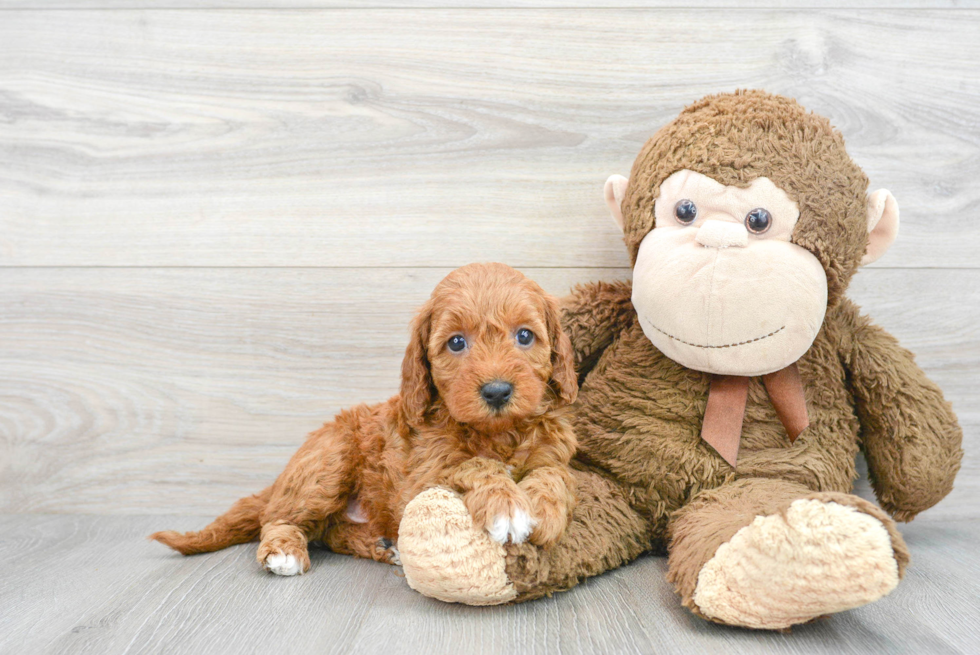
(326, 521), (401, 565)
(258, 521), (311, 576)
(257, 420), (358, 576)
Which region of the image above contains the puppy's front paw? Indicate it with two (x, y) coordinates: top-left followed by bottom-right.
(463, 480), (536, 545)
(262, 551), (304, 576)
(488, 508), (537, 545)
(527, 505), (568, 548)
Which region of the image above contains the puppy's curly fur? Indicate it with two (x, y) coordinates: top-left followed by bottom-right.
(151, 263), (578, 574)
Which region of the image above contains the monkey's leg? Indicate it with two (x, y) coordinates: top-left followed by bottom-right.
(397, 468), (651, 605)
(667, 477), (909, 630)
(256, 423), (356, 576)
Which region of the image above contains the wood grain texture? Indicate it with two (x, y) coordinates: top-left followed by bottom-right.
(0, 267), (625, 514)
(2, 2), (978, 8)
(0, 266), (976, 520)
(0, 3), (976, 653)
(1, 5), (978, 651)
(0, 513), (977, 655)
(1, 9), (978, 268)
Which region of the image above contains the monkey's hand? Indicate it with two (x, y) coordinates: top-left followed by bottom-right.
(836, 299), (963, 522)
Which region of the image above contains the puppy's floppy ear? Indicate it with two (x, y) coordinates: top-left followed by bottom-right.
(544, 295), (578, 405)
(400, 300), (434, 426)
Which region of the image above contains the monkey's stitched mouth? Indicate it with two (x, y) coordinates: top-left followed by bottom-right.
(640, 316), (786, 349)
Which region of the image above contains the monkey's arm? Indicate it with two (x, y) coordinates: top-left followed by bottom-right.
(560, 279), (634, 380)
(835, 299), (963, 522)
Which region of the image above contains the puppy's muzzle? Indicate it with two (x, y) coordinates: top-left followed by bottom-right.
(480, 380), (513, 410)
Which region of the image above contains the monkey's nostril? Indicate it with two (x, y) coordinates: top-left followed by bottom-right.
(480, 381), (513, 409)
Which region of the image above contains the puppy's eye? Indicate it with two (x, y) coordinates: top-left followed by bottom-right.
(447, 335), (467, 353)
(515, 328), (534, 347)
(674, 199), (697, 225)
(745, 208), (772, 234)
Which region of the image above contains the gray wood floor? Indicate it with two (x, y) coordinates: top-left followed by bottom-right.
(2, 2), (979, 654)
(2, 514), (979, 655)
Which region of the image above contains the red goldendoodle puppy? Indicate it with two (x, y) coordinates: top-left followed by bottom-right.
(151, 263), (578, 575)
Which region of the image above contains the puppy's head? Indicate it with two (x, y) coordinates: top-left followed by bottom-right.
(400, 263), (577, 429)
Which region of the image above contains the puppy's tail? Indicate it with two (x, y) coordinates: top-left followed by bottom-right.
(149, 486), (272, 555)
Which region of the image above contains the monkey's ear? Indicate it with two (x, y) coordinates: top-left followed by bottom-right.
(861, 189), (900, 266)
(604, 174), (629, 232)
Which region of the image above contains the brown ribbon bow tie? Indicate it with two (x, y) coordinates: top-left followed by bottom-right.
(700, 363), (809, 468)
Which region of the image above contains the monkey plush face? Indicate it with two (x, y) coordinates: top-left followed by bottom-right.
(605, 91), (900, 376)
(631, 169), (827, 376)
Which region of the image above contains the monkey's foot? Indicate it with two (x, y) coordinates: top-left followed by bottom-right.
(692, 498), (903, 630)
(398, 488), (516, 605)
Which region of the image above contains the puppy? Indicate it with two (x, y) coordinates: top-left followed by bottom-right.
(151, 263), (578, 575)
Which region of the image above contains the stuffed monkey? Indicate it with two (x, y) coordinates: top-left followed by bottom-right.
(396, 91), (963, 629)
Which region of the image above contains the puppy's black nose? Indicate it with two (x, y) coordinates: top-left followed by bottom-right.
(480, 381), (513, 409)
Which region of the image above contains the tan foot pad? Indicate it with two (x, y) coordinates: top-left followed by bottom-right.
(398, 488), (516, 606)
(693, 499), (900, 629)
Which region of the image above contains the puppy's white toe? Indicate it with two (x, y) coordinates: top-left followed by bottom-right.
(488, 510), (537, 544)
(508, 509), (535, 544)
(264, 552), (302, 576)
(488, 516), (511, 544)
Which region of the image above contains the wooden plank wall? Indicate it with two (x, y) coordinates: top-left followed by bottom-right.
(1, 6), (977, 520)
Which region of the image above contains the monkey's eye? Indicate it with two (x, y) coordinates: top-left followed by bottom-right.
(447, 335), (467, 352)
(515, 328), (535, 347)
(674, 199), (698, 225)
(745, 208), (772, 234)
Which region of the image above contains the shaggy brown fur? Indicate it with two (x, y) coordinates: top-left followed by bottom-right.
(151, 263), (579, 572)
(479, 91), (963, 614)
